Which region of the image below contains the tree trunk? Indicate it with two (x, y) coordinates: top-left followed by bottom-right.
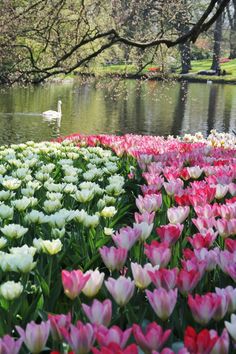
(211, 1), (223, 71)
(229, 0), (236, 58)
(179, 40), (191, 74)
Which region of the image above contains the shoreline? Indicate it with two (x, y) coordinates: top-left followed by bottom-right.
(75, 71), (236, 85)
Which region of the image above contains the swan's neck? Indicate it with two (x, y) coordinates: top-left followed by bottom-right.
(57, 102), (62, 114)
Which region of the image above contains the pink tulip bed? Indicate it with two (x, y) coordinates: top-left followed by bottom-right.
(0, 132), (236, 354)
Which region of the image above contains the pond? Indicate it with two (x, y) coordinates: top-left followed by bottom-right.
(0, 78), (235, 145)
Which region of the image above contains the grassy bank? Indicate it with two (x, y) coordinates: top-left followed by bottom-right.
(75, 59), (236, 84)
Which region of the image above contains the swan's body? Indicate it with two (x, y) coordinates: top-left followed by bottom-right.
(42, 100), (62, 118)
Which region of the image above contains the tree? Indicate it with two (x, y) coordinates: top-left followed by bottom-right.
(177, 0), (192, 74)
(227, 0), (236, 59)
(211, 0), (224, 71)
(0, 0), (230, 84)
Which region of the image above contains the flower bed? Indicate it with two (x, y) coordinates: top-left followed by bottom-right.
(0, 132), (236, 353)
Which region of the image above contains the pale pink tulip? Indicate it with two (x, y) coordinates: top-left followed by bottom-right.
(148, 268), (178, 290)
(99, 246), (127, 271)
(146, 288), (178, 321)
(136, 194), (162, 213)
(134, 211), (155, 225)
(82, 299), (112, 327)
(187, 166), (202, 179)
(144, 241), (171, 268)
(16, 321), (50, 354)
(177, 269), (201, 295)
(213, 184), (229, 199)
(105, 276), (135, 307)
(163, 179), (183, 196)
(167, 206), (190, 224)
(112, 226), (141, 250)
(0, 335), (22, 354)
(216, 286), (236, 313)
(194, 248), (219, 271)
(61, 321), (95, 354)
(133, 222), (153, 242)
(131, 262), (159, 289)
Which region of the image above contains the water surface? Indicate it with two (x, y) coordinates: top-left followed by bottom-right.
(0, 79), (235, 145)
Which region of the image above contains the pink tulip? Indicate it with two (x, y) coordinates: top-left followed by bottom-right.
(148, 268), (178, 290)
(156, 223), (184, 246)
(146, 288), (178, 321)
(60, 321), (95, 354)
(16, 321), (50, 354)
(61, 270), (90, 300)
(105, 276), (135, 307)
(188, 293), (222, 325)
(188, 231), (217, 250)
(225, 238), (236, 253)
(194, 204), (216, 218)
(192, 217), (216, 233)
(144, 241), (171, 268)
(99, 246), (127, 271)
(0, 335), (22, 354)
(133, 322), (171, 352)
(136, 193), (162, 213)
(141, 184), (159, 195)
(181, 256), (207, 278)
(82, 299), (112, 326)
(167, 206), (190, 224)
(134, 211), (155, 225)
(112, 226), (141, 250)
(96, 325), (132, 349)
(48, 313), (71, 341)
(142, 174), (164, 189)
(131, 262), (159, 289)
(177, 269), (201, 295)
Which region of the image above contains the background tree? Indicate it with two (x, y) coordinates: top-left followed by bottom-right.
(227, 0), (236, 58)
(211, 0), (224, 71)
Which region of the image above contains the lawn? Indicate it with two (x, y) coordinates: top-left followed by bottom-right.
(75, 59), (236, 83)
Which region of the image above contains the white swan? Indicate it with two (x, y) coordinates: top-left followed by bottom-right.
(42, 100), (62, 118)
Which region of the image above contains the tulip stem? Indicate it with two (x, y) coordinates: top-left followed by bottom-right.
(47, 256), (53, 289)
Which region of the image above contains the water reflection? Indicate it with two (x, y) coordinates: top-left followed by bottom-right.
(0, 79), (235, 145)
(171, 81), (189, 135)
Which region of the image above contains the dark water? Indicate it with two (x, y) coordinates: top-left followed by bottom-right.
(0, 78), (235, 145)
